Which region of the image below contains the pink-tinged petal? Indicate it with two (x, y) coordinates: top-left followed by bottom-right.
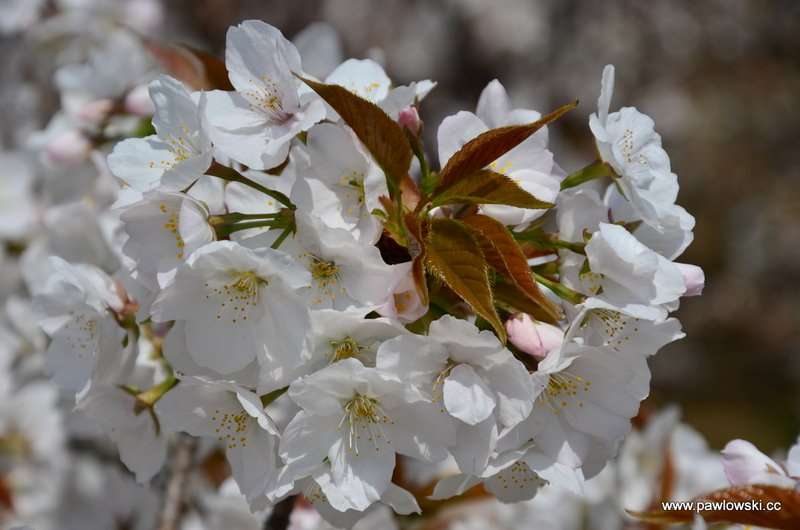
(125, 84), (155, 116)
(721, 439), (786, 485)
(676, 263), (705, 297)
(46, 129), (91, 166)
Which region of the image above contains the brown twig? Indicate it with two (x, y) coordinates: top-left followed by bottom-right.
(263, 495), (297, 530)
(158, 434), (197, 530)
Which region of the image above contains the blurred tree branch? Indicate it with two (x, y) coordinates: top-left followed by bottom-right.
(158, 434), (197, 530)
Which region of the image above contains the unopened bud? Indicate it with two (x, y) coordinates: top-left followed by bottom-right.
(77, 99), (113, 126)
(505, 313), (563, 360)
(46, 130), (91, 166)
(398, 106), (421, 136)
(124, 84), (155, 117)
(676, 263), (704, 297)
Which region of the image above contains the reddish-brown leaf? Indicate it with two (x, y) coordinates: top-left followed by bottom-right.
(493, 280), (559, 324)
(144, 41), (233, 91)
(461, 214), (562, 322)
(629, 485), (800, 530)
(432, 169), (554, 209)
(426, 218), (505, 341)
(299, 76), (412, 193)
(435, 101), (577, 193)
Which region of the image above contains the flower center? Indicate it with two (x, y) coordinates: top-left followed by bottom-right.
(206, 271), (267, 323)
(311, 258), (339, 281)
(245, 76), (292, 123)
(232, 271), (263, 296)
(339, 393), (392, 455)
(306, 256), (344, 305)
(589, 309), (640, 352)
(541, 372), (592, 412)
(329, 336), (363, 363)
(210, 408), (250, 450)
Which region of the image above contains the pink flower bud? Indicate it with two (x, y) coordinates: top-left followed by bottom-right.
(676, 263), (705, 297)
(124, 84), (155, 117)
(505, 313), (563, 360)
(77, 99), (113, 126)
(398, 106), (421, 136)
(46, 130), (91, 166)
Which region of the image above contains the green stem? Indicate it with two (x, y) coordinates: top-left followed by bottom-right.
(260, 386), (288, 407)
(207, 163), (295, 210)
(271, 226), (293, 249)
(215, 219), (284, 238)
(560, 159), (615, 190)
(514, 229), (586, 255)
(210, 212), (281, 225)
(532, 271), (586, 305)
(134, 373), (178, 414)
(406, 129), (435, 196)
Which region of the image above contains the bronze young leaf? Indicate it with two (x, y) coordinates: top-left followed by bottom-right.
(298, 76), (413, 196)
(425, 218), (505, 341)
(461, 214), (562, 322)
(432, 169), (554, 209)
(434, 101), (577, 193)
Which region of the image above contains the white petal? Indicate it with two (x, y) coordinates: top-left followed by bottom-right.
(280, 411), (339, 478)
(449, 416), (497, 475)
(329, 435), (395, 511)
(154, 380), (239, 437)
(597, 65), (615, 124)
(326, 59), (390, 103)
(436, 111), (487, 167)
(443, 364), (496, 425)
(484, 461), (545, 503)
(721, 439), (787, 486)
(226, 423), (279, 503)
(380, 483), (420, 515)
(429, 474), (480, 500)
(107, 136), (173, 192)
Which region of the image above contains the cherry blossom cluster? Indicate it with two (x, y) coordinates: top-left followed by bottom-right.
(0, 2), (169, 528)
(28, 18), (708, 529)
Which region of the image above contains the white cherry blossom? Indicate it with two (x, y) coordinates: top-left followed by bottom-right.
(120, 190), (215, 286)
(579, 223), (686, 321)
(151, 241), (311, 375)
(280, 358), (455, 511)
(245, 213), (407, 311)
(294, 123), (387, 244)
(156, 377), (281, 506)
(33, 257), (125, 393)
(108, 75), (212, 193)
(437, 79), (558, 229)
(204, 20), (326, 170)
(77, 384), (167, 483)
(258, 308), (407, 394)
(377, 315), (534, 475)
